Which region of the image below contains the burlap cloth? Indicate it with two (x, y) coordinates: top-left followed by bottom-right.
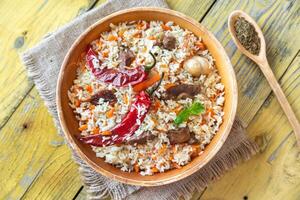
(21, 0), (259, 199)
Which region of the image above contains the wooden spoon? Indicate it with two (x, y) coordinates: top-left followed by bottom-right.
(228, 10), (300, 146)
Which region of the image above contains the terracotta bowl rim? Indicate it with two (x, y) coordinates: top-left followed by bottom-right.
(56, 7), (238, 186)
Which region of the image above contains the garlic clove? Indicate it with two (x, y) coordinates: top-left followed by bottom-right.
(183, 56), (211, 77)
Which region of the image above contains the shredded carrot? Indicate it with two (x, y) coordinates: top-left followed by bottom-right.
(118, 29), (125, 37)
(190, 50), (196, 56)
(195, 41), (206, 51)
(169, 154), (174, 160)
(151, 99), (161, 112)
(172, 106), (182, 115)
(164, 83), (175, 90)
(100, 130), (112, 136)
(107, 34), (118, 41)
(172, 145), (177, 154)
(183, 40), (189, 48)
(138, 153), (143, 157)
(89, 104), (95, 110)
(74, 99), (81, 107)
(161, 24), (171, 31)
(134, 164), (139, 172)
(96, 40), (102, 48)
(200, 118), (207, 125)
(151, 117), (158, 125)
(172, 162), (181, 169)
(85, 85), (93, 94)
(151, 166), (159, 173)
(207, 108), (215, 116)
(78, 124), (88, 131)
(92, 127), (100, 135)
(136, 22), (144, 30)
(147, 36), (156, 40)
(210, 94), (216, 101)
(102, 50), (109, 58)
(158, 144), (167, 155)
(106, 108), (115, 118)
(123, 95), (128, 104)
(191, 145), (200, 158)
(133, 32), (142, 38)
(133, 71), (161, 92)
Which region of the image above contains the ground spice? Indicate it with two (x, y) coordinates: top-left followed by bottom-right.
(234, 17), (261, 55)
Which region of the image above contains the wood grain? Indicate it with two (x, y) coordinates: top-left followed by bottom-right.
(22, 145), (82, 200)
(201, 52), (300, 200)
(0, 88), (82, 199)
(0, 0), (216, 199)
(256, 58), (300, 145)
(74, 187), (87, 200)
(166, 0), (216, 20)
(200, 0), (300, 125)
(0, 0), (91, 199)
(0, 0), (92, 128)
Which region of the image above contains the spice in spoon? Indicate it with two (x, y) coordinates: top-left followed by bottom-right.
(234, 17), (261, 55)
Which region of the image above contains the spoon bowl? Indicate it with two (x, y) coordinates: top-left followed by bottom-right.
(228, 10), (266, 62)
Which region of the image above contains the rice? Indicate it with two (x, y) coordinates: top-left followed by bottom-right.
(68, 20), (225, 175)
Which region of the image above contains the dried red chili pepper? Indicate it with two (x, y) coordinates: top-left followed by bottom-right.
(80, 73), (164, 147)
(86, 47), (156, 87)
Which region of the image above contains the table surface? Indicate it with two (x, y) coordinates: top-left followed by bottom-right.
(1, 0), (300, 199)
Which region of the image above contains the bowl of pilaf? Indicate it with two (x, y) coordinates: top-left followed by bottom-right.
(57, 7), (237, 186)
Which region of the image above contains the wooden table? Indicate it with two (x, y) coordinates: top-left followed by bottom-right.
(1, 0), (299, 199)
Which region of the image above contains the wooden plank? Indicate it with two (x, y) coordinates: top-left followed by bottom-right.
(0, 0), (91, 128)
(22, 146), (82, 200)
(0, 88), (82, 200)
(0, 0), (92, 199)
(0, 1), (216, 199)
(74, 187), (87, 200)
(201, 52), (300, 199)
(166, 0), (216, 20)
(200, 0), (300, 125)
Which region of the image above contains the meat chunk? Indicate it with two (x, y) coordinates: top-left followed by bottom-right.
(165, 84), (201, 100)
(188, 132), (199, 145)
(90, 90), (117, 105)
(162, 35), (176, 50)
(167, 127), (191, 144)
(127, 131), (156, 145)
(119, 49), (135, 67)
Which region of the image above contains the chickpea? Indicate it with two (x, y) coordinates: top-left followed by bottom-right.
(183, 56), (211, 77)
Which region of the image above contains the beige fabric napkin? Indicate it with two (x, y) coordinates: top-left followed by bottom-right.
(21, 0), (258, 199)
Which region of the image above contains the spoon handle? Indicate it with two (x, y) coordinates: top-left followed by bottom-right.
(258, 59), (300, 146)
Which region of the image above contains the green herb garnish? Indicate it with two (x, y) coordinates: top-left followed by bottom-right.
(174, 102), (205, 125)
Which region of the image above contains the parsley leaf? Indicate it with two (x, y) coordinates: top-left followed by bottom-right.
(174, 102), (205, 125)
